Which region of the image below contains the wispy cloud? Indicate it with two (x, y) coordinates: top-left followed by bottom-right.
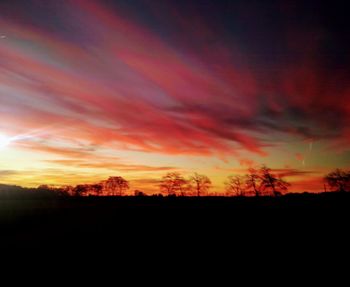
(0, 0), (349, 191)
(46, 159), (177, 172)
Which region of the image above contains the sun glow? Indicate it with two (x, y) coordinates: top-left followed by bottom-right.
(0, 134), (12, 149)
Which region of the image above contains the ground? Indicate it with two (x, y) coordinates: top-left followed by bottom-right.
(1, 193), (349, 249)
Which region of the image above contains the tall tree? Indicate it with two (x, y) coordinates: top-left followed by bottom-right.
(189, 173), (212, 197)
(259, 165), (290, 196)
(324, 169), (350, 192)
(160, 172), (187, 196)
(225, 175), (246, 196)
(104, 176), (129, 196)
(245, 168), (261, 197)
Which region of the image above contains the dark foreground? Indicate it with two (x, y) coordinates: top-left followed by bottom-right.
(1, 192), (349, 250)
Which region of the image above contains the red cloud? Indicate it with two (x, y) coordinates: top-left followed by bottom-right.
(0, 0), (349, 164)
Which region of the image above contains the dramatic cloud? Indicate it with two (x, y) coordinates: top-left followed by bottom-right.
(0, 0), (349, 192)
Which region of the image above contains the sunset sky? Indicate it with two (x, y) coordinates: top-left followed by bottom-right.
(0, 0), (349, 194)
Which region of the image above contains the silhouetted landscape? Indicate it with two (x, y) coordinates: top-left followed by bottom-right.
(1, 0), (350, 252)
(1, 167), (349, 249)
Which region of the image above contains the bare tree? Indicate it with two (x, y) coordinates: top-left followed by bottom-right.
(160, 172), (187, 196)
(324, 169), (350, 192)
(245, 168), (261, 197)
(259, 165), (290, 196)
(104, 176), (129, 196)
(189, 173), (212, 197)
(225, 175), (246, 196)
(91, 183), (103, 196)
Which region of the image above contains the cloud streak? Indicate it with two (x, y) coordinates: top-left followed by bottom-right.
(45, 159), (177, 173)
(0, 0), (322, 156)
(0, 0), (349, 191)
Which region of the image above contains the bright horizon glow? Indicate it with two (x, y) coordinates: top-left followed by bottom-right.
(0, 134), (12, 149)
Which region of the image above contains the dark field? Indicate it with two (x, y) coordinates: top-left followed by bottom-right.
(1, 193), (349, 250)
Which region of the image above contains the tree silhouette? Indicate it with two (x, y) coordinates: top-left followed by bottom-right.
(324, 169), (350, 192)
(160, 172), (187, 196)
(73, 184), (89, 196)
(104, 176), (129, 196)
(245, 168), (261, 197)
(189, 173), (212, 197)
(91, 184), (103, 196)
(259, 165), (290, 196)
(225, 175), (246, 196)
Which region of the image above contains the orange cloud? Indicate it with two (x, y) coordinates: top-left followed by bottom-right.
(46, 159), (177, 172)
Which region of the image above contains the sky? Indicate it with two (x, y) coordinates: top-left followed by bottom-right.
(0, 0), (349, 194)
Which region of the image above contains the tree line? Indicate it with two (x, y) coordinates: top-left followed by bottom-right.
(159, 166), (289, 197)
(40, 176), (130, 197)
(15, 166), (349, 197)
